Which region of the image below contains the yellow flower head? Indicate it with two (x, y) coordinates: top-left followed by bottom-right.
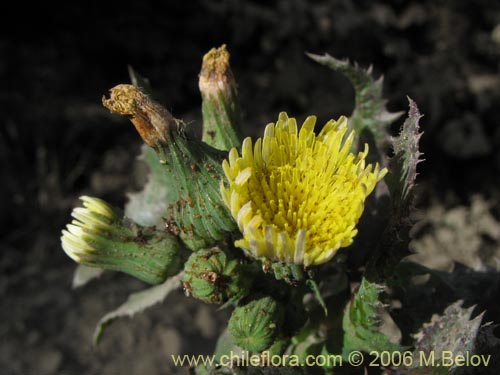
(220, 112), (387, 266)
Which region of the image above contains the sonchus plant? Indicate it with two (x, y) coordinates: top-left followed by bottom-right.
(62, 46), (488, 375)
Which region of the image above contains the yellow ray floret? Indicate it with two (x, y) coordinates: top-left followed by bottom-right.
(220, 112), (387, 266)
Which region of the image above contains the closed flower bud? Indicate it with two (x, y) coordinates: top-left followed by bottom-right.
(61, 196), (182, 284)
(228, 295), (284, 353)
(183, 248), (250, 304)
(102, 85), (237, 251)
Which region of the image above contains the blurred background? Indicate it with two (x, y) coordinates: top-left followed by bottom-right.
(1, 1), (500, 374)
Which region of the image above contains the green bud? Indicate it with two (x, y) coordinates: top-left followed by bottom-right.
(102, 85), (237, 251)
(199, 44), (243, 151)
(183, 248), (250, 304)
(228, 296), (284, 353)
(61, 196), (182, 284)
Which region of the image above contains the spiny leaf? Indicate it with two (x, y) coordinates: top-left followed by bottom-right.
(411, 300), (484, 371)
(93, 271), (184, 344)
(342, 278), (401, 356)
(72, 264), (104, 289)
(365, 99), (423, 283)
(389, 97), (424, 202)
(308, 53), (403, 158)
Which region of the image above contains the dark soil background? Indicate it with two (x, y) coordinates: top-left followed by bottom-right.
(1, 1), (500, 374)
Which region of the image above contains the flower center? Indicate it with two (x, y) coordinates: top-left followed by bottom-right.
(220, 112), (386, 265)
(245, 134), (363, 253)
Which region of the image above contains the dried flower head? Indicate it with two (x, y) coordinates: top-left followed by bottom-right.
(220, 112), (387, 266)
(102, 84), (179, 148)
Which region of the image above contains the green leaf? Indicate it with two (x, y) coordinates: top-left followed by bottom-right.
(72, 264), (104, 289)
(411, 300), (484, 371)
(308, 53), (403, 158)
(125, 145), (173, 227)
(305, 278), (327, 316)
(93, 271), (184, 344)
(342, 278), (401, 356)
